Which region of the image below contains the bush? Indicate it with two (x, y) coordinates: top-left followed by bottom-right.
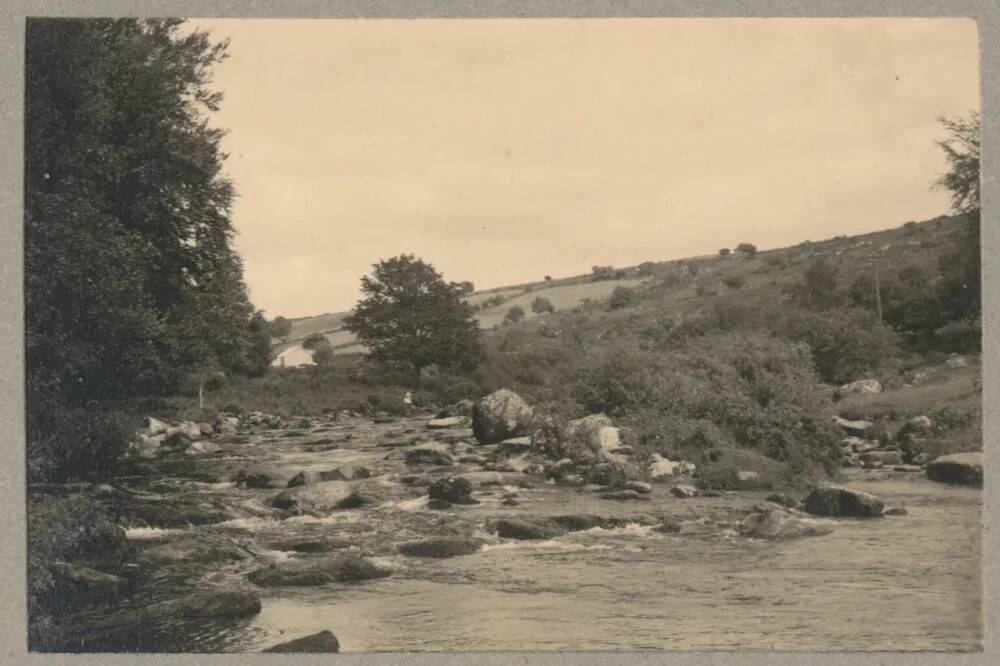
(26, 406), (137, 483)
(736, 243), (757, 257)
(719, 248), (731, 257)
(311, 339), (335, 365)
(934, 319), (981, 353)
(686, 263), (700, 277)
(608, 286), (637, 310)
(697, 448), (796, 490)
(530, 296), (556, 315)
(722, 275), (745, 290)
(504, 306), (526, 323)
(637, 261), (658, 276)
(775, 307), (899, 384)
(301, 333), (326, 349)
(903, 221), (918, 235)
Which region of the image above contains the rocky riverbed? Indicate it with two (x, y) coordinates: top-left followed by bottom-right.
(32, 408), (983, 652)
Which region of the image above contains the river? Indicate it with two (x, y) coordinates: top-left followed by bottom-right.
(74, 413), (981, 652)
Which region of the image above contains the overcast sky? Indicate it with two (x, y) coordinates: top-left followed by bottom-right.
(190, 18), (980, 319)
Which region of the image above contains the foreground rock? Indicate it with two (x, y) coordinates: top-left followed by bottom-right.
(804, 486), (884, 517)
(741, 509), (834, 540)
(926, 452), (983, 486)
(47, 562), (128, 606)
(147, 590), (261, 619)
(405, 442), (454, 466)
(249, 555), (392, 587)
(287, 464), (372, 487)
(428, 477), (475, 503)
(237, 465), (294, 489)
(271, 481), (373, 513)
(398, 537), (483, 558)
(263, 630), (340, 653)
(472, 389), (533, 444)
(427, 416), (469, 429)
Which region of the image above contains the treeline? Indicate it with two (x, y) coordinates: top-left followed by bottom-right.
(25, 19), (267, 481)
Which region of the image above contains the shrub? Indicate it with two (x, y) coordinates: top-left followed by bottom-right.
(504, 306), (526, 323)
(775, 307), (899, 384)
(530, 296), (556, 315)
(722, 275), (745, 290)
(697, 448), (796, 490)
(903, 221), (918, 235)
(719, 248), (731, 257)
(736, 243), (757, 257)
(934, 319), (981, 353)
(301, 333), (326, 349)
(591, 265), (615, 281)
(608, 286), (637, 310)
(790, 256), (841, 309)
(26, 406), (137, 483)
(686, 263), (700, 277)
(637, 261), (658, 276)
(311, 339), (335, 365)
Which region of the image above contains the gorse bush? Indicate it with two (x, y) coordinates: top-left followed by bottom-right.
(505, 305), (526, 323)
(608, 286), (637, 310)
(530, 297), (555, 315)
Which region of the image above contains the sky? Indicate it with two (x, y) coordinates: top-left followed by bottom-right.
(190, 18), (980, 318)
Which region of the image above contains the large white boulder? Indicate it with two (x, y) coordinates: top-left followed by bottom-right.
(472, 389), (533, 445)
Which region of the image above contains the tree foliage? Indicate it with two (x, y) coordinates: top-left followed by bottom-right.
(344, 254), (482, 375)
(25, 19), (262, 409)
(934, 111), (980, 218)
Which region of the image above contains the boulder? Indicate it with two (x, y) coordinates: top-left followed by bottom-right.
(493, 518), (565, 540)
(263, 630), (340, 653)
(288, 465), (373, 487)
(270, 481), (370, 513)
(427, 499), (453, 510)
(138, 538), (253, 565)
(269, 539), (353, 554)
(144, 417), (169, 436)
(130, 434), (164, 459)
(833, 416), (874, 437)
(670, 484), (699, 498)
(497, 436), (533, 456)
(565, 414), (621, 459)
(945, 355), (967, 369)
(732, 470), (767, 490)
(549, 514), (607, 531)
(765, 493), (799, 508)
(47, 562), (128, 606)
(455, 471), (532, 487)
(834, 379), (882, 399)
(623, 480), (653, 494)
(492, 456), (533, 473)
(438, 399), (475, 419)
(740, 509), (834, 540)
(545, 458), (576, 479)
(841, 436), (876, 453)
(884, 507), (909, 516)
(804, 486), (884, 517)
(458, 454), (488, 464)
(427, 416), (469, 429)
(248, 555), (392, 587)
(648, 453), (690, 481)
(405, 442), (454, 466)
(397, 537), (483, 558)
(584, 461), (641, 487)
(600, 490), (648, 501)
(926, 452), (983, 486)
(197, 422), (215, 437)
(859, 450), (903, 466)
(237, 465), (293, 489)
(472, 389), (533, 445)
(185, 440), (221, 456)
(147, 590), (261, 619)
(428, 477), (474, 503)
(165, 421), (202, 441)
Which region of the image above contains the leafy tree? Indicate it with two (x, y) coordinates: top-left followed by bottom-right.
(344, 254), (482, 377)
(719, 248), (731, 257)
(531, 296), (556, 315)
(544, 275), (553, 282)
(505, 306), (526, 323)
(934, 112), (980, 219)
(268, 316), (292, 341)
(736, 243), (757, 257)
(302, 333), (326, 349)
(456, 281), (475, 295)
(591, 265), (615, 281)
(792, 257), (841, 310)
(311, 339), (335, 365)
(25, 18), (259, 409)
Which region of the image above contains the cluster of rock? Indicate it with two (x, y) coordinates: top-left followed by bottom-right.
(127, 410), (295, 460)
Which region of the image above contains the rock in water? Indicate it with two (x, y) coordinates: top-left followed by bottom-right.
(493, 518), (566, 540)
(404, 442), (454, 466)
(397, 537), (483, 558)
(427, 416), (469, 429)
(47, 562), (128, 606)
(600, 489), (648, 501)
(249, 555), (392, 587)
(670, 484), (699, 498)
(147, 590), (262, 619)
(428, 477), (474, 503)
(741, 509), (834, 540)
(804, 486), (884, 517)
(270, 480), (368, 513)
(926, 452), (983, 486)
(472, 389), (533, 444)
(263, 630), (340, 653)
(237, 465), (293, 489)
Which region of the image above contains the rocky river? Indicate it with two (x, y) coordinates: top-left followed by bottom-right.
(37, 409), (982, 652)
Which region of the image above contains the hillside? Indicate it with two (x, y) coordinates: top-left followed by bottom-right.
(274, 213), (968, 367)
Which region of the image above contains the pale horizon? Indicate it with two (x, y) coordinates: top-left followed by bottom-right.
(191, 18), (980, 318)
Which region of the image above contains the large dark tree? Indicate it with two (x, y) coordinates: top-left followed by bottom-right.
(25, 18), (259, 406)
(344, 255), (482, 377)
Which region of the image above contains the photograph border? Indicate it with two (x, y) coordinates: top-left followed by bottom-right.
(1, 1), (996, 664)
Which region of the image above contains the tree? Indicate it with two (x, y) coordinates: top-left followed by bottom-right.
(505, 306), (526, 323)
(736, 243), (757, 257)
(344, 254), (482, 377)
(311, 339), (335, 365)
(719, 248), (731, 257)
(302, 333), (326, 349)
(25, 19), (259, 407)
(455, 281), (475, 295)
(268, 316), (292, 341)
(637, 261), (658, 276)
(591, 265), (615, 281)
(544, 275), (553, 282)
(934, 111), (980, 219)
(792, 257), (841, 310)
(531, 296), (556, 315)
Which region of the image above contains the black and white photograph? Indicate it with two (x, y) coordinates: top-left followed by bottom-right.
(18, 13), (984, 654)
